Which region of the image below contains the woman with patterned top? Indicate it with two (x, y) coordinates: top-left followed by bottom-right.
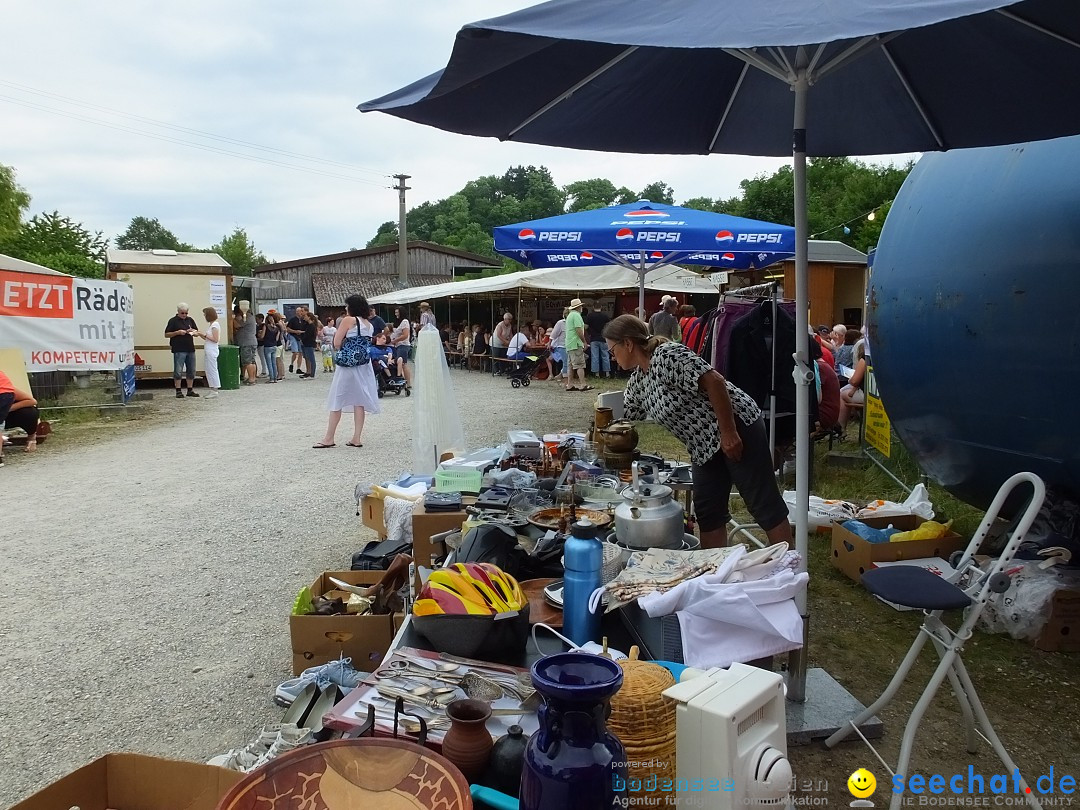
(603, 314), (792, 549)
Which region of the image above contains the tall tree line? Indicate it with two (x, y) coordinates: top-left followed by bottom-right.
(367, 158), (910, 264)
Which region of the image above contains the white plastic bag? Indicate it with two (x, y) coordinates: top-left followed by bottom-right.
(973, 560), (1076, 641)
(784, 491), (857, 530)
(856, 483), (935, 520)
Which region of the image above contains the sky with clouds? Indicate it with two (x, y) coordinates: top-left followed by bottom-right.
(0, 1), (911, 262)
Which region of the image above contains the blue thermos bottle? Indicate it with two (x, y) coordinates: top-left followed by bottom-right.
(563, 519), (602, 646)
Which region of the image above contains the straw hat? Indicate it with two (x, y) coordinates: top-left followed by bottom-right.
(569, 298), (584, 309)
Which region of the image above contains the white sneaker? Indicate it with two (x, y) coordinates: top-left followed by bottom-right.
(203, 391), (219, 399)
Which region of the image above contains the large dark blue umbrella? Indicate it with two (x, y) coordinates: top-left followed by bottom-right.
(359, 0), (1080, 705)
(493, 200), (795, 312)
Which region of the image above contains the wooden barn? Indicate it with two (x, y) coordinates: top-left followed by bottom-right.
(250, 241), (497, 320)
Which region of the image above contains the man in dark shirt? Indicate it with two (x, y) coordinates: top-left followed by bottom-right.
(585, 306), (612, 378)
(285, 307), (306, 374)
(368, 307), (386, 337)
(164, 303), (200, 398)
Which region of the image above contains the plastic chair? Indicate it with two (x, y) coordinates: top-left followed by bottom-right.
(824, 472), (1047, 810)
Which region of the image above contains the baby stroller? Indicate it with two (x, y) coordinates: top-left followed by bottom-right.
(506, 354), (540, 388)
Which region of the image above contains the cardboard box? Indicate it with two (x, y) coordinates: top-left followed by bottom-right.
(1035, 587), (1080, 653)
(869, 557), (959, 610)
(831, 514), (966, 583)
(291, 570), (404, 675)
(11, 753), (242, 810)
(411, 497), (475, 568)
(360, 495), (387, 537)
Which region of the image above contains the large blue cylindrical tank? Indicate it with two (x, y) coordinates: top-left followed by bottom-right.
(871, 135), (1080, 510)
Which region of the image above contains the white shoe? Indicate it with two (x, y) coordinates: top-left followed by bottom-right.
(203, 391), (219, 399)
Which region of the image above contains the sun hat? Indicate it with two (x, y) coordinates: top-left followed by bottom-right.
(569, 298), (584, 309)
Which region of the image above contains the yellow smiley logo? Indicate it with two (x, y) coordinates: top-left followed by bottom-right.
(848, 768), (877, 799)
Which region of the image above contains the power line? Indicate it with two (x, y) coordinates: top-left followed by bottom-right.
(810, 200), (893, 239)
(0, 94), (391, 187)
(0, 78), (391, 179)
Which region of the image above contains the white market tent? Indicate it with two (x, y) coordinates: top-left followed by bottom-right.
(368, 264), (718, 305)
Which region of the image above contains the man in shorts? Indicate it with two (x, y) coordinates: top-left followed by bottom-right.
(164, 303), (200, 398)
(564, 298), (590, 391)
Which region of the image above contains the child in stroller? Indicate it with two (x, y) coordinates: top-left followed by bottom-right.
(369, 333), (409, 397)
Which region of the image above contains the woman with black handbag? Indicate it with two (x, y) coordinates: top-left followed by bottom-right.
(314, 295), (380, 449)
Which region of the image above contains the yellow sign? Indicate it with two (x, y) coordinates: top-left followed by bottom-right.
(862, 365), (891, 457)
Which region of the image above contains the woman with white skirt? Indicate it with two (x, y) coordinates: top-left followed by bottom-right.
(199, 307), (221, 399)
(314, 294), (380, 449)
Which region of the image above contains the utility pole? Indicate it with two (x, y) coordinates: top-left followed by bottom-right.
(393, 173), (411, 285)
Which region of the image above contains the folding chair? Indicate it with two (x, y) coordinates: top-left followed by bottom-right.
(824, 472), (1047, 810)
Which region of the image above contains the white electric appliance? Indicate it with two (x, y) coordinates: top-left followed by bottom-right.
(507, 429), (542, 459)
(662, 663), (792, 809)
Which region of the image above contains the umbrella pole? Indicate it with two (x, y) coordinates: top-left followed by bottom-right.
(638, 253), (646, 318)
(788, 71), (812, 703)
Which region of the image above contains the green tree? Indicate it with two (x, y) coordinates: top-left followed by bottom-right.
(1, 164), (31, 243)
(564, 178), (635, 212)
(637, 181), (675, 205)
(2, 210), (108, 278)
(208, 227), (269, 276)
(115, 216), (193, 251)
(366, 221), (400, 249)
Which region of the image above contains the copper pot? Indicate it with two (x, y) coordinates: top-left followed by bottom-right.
(597, 420), (638, 453)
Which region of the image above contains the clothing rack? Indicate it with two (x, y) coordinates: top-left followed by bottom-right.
(717, 282), (794, 548)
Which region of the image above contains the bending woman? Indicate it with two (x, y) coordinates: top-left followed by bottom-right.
(0, 370), (40, 463)
(603, 315), (791, 549)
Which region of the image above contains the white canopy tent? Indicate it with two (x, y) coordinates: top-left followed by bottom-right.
(368, 264), (718, 305)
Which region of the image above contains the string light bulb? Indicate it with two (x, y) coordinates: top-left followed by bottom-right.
(842, 225), (851, 235)
(867, 211), (876, 221)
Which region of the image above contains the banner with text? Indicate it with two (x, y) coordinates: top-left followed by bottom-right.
(863, 365), (892, 458)
(0, 269), (135, 371)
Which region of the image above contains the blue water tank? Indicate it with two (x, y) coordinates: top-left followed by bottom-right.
(871, 135), (1080, 510)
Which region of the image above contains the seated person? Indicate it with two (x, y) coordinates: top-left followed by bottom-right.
(506, 328), (532, 362)
(368, 334), (395, 379)
(838, 338), (868, 435)
(833, 328), (861, 385)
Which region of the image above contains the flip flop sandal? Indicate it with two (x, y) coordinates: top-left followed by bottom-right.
(312, 443), (336, 449)
(578, 385), (595, 391)
(346, 442), (364, 447)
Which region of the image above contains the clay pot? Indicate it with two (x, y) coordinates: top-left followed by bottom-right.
(441, 698), (494, 781)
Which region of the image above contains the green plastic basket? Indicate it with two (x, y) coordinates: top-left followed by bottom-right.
(435, 468), (483, 493)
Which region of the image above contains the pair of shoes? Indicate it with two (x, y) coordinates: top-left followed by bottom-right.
(281, 682), (344, 741)
(187, 390), (200, 397)
(175, 390), (185, 398)
(207, 722), (315, 772)
(275, 656), (367, 707)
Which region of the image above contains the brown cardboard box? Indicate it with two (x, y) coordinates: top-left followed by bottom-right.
(411, 497), (475, 568)
(10, 753), (242, 810)
(360, 495), (387, 537)
(831, 514), (966, 582)
(1035, 588), (1080, 652)
(290, 570), (405, 675)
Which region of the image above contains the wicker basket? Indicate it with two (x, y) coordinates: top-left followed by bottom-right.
(609, 655), (677, 806)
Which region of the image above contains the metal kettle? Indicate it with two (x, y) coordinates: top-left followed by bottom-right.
(613, 462), (685, 549)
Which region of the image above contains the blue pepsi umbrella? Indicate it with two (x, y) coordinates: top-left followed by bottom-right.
(494, 200), (794, 312)
(359, 0), (1080, 708)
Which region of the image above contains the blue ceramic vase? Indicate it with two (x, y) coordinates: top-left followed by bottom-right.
(520, 653), (627, 810)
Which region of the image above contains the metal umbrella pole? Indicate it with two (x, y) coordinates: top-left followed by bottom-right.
(786, 65), (812, 703)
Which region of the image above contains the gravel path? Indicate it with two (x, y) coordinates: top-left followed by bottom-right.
(0, 364), (598, 804)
